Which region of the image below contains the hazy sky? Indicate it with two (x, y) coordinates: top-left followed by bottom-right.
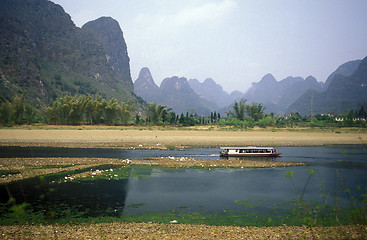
(52, 0), (367, 93)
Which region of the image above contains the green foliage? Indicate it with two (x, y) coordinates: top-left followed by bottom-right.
(309, 119), (328, 127)
(0, 93), (38, 126)
(1, 90), (366, 128)
(46, 95), (132, 125)
(284, 170), (294, 178)
(246, 103), (265, 122)
(284, 167), (367, 227)
(230, 99), (246, 121)
(148, 103), (171, 125)
(6, 197), (30, 224)
(227, 100), (267, 127)
(178, 112), (200, 126)
(256, 116), (276, 128)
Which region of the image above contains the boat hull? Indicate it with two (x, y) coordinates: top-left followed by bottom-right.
(220, 152), (282, 157)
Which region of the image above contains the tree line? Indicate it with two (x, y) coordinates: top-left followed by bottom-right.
(0, 94), (366, 128)
(45, 95), (132, 125)
(0, 93), (38, 126)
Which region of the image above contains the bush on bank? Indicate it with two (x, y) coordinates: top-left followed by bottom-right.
(1, 94), (366, 128)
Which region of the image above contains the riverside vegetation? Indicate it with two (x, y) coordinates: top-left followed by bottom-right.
(1, 94), (366, 128)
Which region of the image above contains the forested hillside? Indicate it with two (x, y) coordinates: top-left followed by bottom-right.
(0, 0), (139, 109)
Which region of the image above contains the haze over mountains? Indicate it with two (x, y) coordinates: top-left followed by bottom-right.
(1, 0), (366, 117)
(134, 68), (217, 115)
(289, 58), (367, 115)
(243, 74), (323, 114)
(135, 57), (367, 116)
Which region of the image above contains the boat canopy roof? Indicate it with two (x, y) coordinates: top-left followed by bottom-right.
(220, 147), (274, 150)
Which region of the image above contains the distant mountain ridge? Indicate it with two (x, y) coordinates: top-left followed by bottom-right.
(187, 78), (241, 108)
(242, 74), (323, 114)
(134, 68), (221, 115)
(241, 57), (366, 115)
(134, 67), (160, 103)
(0, 0), (137, 108)
(289, 56), (367, 115)
(160, 76), (216, 115)
(134, 56), (366, 116)
(323, 59), (362, 90)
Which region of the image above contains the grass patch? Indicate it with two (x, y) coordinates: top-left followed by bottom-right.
(71, 165), (166, 182)
(0, 170), (21, 176)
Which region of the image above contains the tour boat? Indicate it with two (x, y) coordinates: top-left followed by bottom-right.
(220, 146), (281, 157)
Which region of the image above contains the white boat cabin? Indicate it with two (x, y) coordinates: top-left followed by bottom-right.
(220, 146), (280, 156)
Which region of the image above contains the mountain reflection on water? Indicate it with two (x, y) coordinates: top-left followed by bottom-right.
(0, 145), (366, 222)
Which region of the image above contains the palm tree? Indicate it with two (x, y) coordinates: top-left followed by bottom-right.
(246, 103), (265, 122)
(148, 103), (171, 125)
(231, 99), (246, 121)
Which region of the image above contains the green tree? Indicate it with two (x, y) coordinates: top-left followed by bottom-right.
(24, 104), (36, 124)
(246, 103), (265, 122)
(230, 99), (246, 121)
(167, 112), (177, 124)
(0, 93), (28, 126)
(120, 101), (132, 125)
(46, 96), (88, 125)
(357, 106), (367, 118)
(344, 110), (355, 127)
(83, 95), (108, 125)
(148, 103), (171, 125)
(0, 101), (11, 126)
(84, 95), (96, 124)
(68, 96), (88, 124)
(11, 94), (25, 124)
(105, 98), (120, 125)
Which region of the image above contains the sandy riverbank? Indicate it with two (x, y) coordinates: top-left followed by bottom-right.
(0, 126), (366, 148)
(1, 222), (366, 239)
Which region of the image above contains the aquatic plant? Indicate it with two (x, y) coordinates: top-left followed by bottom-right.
(283, 163), (367, 226)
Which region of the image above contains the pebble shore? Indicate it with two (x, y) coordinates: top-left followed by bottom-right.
(1, 222), (366, 239)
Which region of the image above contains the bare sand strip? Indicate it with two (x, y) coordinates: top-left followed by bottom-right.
(0, 128), (366, 148)
(0, 222), (366, 239)
(134, 157), (306, 168)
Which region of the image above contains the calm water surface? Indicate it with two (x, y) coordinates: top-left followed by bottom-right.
(1, 145), (366, 220)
